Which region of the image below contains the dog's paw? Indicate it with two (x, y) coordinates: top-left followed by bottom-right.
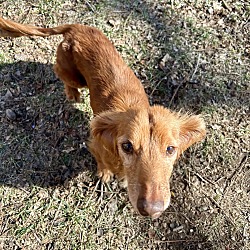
(65, 87), (81, 102)
(66, 92), (81, 103)
(97, 169), (114, 183)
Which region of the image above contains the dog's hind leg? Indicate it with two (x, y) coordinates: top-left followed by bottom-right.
(54, 40), (87, 102)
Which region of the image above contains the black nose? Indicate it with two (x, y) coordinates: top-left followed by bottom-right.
(137, 198), (164, 219)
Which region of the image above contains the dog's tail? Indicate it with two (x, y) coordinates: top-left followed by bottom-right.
(0, 16), (70, 38)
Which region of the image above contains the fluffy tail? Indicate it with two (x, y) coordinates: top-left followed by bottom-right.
(0, 16), (71, 37)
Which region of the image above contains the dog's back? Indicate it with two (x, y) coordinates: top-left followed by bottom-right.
(57, 24), (149, 113)
(0, 17), (149, 112)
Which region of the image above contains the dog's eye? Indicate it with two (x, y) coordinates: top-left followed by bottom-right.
(166, 146), (175, 156)
(121, 141), (133, 154)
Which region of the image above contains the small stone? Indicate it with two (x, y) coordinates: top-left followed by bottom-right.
(5, 89), (13, 100)
(208, 7), (213, 14)
(108, 19), (120, 27)
(96, 228), (104, 237)
(154, 221), (159, 227)
(173, 225), (184, 232)
(6, 109), (16, 120)
(108, 19), (115, 26)
(161, 53), (172, 66)
(169, 222), (176, 229)
(108, 199), (117, 215)
(148, 229), (156, 238)
(163, 222), (168, 228)
(198, 205), (208, 212)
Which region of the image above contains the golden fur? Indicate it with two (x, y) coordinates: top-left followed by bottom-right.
(0, 17), (206, 218)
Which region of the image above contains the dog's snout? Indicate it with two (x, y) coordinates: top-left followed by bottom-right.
(137, 198), (164, 219)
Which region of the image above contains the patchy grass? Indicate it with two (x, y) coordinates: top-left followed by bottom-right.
(0, 0), (249, 249)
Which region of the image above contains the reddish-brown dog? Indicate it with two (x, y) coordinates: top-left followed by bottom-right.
(0, 17), (206, 218)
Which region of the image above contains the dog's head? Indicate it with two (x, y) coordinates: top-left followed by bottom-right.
(91, 105), (206, 218)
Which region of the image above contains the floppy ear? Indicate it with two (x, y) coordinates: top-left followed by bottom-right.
(90, 111), (122, 155)
(178, 114), (206, 154)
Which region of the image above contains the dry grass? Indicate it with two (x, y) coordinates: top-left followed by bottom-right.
(0, 0), (249, 249)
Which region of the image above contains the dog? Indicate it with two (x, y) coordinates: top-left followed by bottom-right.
(0, 17), (206, 219)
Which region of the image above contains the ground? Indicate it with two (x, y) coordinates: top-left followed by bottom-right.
(0, 0), (249, 249)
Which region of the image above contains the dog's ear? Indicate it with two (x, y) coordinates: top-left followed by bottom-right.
(90, 111), (122, 155)
(178, 114), (206, 155)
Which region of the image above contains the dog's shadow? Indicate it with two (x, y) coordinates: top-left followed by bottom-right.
(0, 60), (96, 188)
